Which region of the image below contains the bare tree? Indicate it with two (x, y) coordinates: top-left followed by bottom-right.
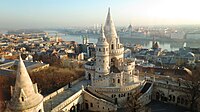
(183, 67), (200, 112)
(125, 92), (142, 112)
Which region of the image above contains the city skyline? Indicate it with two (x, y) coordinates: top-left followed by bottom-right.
(1, 0), (200, 29)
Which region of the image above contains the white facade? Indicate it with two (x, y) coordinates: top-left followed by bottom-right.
(6, 56), (44, 112)
(84, 8), (141, 106)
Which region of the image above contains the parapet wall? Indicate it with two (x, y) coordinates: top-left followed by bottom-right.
(43, 76), (85, 102)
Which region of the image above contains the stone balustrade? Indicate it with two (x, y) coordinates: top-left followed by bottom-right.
(94, 82), (141, 93)
(138, 82), (154, 105)
(144, 76), (190, 93)
(110, 47), (124, 55)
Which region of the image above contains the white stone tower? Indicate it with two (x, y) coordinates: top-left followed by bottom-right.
(6, 56), (44, 112)
(95, 25), (110, 79)
(104, 8), (124, 66)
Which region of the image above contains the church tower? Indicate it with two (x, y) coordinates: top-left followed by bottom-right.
(95, 25), (110, 78)
(6, 56), (44, 112)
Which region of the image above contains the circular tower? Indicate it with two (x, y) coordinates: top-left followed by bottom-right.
(95, 25), (110, 79)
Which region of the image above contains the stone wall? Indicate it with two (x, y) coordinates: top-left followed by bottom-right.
(83, 90), (117, 111)
(52, 90), (83, 112)
(138, 82), (153, 106)
(43, 76), (85, 102)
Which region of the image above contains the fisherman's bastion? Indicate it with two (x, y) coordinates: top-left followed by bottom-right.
(4, 8), (200, 112)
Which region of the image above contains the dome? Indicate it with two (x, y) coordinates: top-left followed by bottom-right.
(183, 67), (192, 76)
(186, 52), (195, 58)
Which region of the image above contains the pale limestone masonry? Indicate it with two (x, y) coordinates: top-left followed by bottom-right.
(84, 8), (142, 107)
(5, 56), (44, 112)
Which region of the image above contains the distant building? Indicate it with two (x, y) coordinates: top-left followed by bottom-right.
(170, 30), (185, 39)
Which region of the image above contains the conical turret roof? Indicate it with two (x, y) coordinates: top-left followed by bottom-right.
(8, 56), (43, 111)
(97, 25), (109, 46)
(104, 8), (118, 40)
(14, 56), (35, 93)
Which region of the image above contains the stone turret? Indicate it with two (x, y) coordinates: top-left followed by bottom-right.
(6, 56), (44, 112)
(104, 8), (124, 64)
(95, 25), (110, 78)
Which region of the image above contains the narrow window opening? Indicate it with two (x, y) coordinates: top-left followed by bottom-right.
(21, 97), (24, 102)
(111, 44), (114, 49)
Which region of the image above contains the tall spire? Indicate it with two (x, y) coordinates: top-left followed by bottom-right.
(97, 24), (108, 45)
(8, 56), (44, 111)
(100, 24), (106, 39)
(104, 8), (117, 40)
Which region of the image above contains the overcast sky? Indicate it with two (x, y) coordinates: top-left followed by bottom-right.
(1, 0), (200, 29)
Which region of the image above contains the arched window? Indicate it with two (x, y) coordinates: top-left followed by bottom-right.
(118, 79), (120, 83)
(21, 97), (24, 102)
(38, 109), (42, 112)
(111, 44), (114, 49)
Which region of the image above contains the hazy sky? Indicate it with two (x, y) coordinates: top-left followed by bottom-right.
(1, 0), (200, 29)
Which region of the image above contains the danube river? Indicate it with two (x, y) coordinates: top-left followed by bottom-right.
(1, 30), (199, 51)
(47, 31), (200, 51)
